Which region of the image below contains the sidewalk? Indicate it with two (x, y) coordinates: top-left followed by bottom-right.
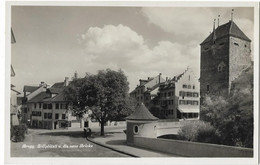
(87, 129), (180, 157)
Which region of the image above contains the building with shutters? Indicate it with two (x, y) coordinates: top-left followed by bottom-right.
(130, 73), (165, 108)
(22, 77), (78, 129)
(155, 67), (200, 120)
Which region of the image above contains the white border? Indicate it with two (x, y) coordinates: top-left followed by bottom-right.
(3, 1), (259, 165)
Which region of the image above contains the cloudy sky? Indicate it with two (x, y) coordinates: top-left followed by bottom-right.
(11, 6), (254, 93)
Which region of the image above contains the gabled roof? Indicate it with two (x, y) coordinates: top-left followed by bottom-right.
(48, 87), (63, 94)
(201, 20), (251, 45)
(51, 82), (64, 88)
(43, 92), (66, 102)
(27, 92), (49, 103)
(23, 85), (40, 93)
(125, 103), (158, 121)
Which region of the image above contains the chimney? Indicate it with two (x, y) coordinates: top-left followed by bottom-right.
(64, 77), (69, 86)
(159, 73), (162, 83)
(39, 82), (45, 86)
(74, 71), (78, 79)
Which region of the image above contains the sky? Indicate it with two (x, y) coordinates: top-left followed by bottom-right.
(11, 6), (254, 94)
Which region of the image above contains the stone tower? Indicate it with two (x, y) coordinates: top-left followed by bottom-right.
(200, 20), (251, 98)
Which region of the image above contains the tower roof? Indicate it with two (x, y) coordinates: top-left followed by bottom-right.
(201, 20), (251, 45)
(125, 103), (158, 121)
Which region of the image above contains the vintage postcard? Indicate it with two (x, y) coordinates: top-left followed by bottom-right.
(4, 1), (259, 165)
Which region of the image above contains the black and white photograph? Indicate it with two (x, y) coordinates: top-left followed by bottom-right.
(3, 1), (259, 165)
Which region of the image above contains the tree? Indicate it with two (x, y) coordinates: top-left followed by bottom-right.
(200, 64), (253, 148)
(64, 69), (132, 136)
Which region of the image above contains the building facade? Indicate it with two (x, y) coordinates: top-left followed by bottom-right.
(22, 78), (77, 129)
(130, 73), (165, 107)
(200, 20), (251, 99)
(155, 68), (200, 120)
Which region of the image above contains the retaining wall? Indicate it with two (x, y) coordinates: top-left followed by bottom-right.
(134, 137), (253, 157)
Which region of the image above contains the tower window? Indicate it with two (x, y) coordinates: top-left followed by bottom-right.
(218, 62), (226, 72)
(234, 42), (239, 46)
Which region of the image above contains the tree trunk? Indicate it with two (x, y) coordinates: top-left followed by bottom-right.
(100, 122), (105, 136)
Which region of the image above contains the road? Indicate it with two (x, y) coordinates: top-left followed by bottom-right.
(11, 126), (129, 157)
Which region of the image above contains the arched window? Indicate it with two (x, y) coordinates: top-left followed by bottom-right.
(218, 62), (226, 72)
(133, 125), (139, 134)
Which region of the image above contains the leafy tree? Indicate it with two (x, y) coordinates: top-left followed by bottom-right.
(178, 120), (221, 144)
(64, 69), (132, 136)
(200, 64), (253, 148)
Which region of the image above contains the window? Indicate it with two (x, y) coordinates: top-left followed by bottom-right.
(218, 62), (226, 72)
(32, 111), (41, 116)
(193, 101), (199, 105)
(55, 103), (59, 109)
(245, 44), (247, 48)
(48, 113), (52, 119)
(62, 114), (66, 119)
(194, 113), (199, 118)
(187, 92), (192, 97)
(188, 85), (191, 89)
(187, 100), (192, 105)
(34, 103), (36, 109)
(193, 92), (199, 97)
(183, 84), (187, 88)
(207, 85), (210, 92)
(193, 85), (195, 89)
(44, 113), (48, 119)
(48, 104), (52, 109)
(43, 104), (47, 109)
(179, 91), (182, 96)
(39, 103), (42, 109)
(179, 100), (184, 105)
(55, 114), (59, 119)
(134, 125), (139, 134)
(168, 92), (171, 97)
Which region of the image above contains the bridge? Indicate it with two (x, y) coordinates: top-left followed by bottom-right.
(156, 120), (181, 137)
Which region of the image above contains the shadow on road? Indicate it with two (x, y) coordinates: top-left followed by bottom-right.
(106, 140), (126, 146)
(39, 131), (97, 138)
